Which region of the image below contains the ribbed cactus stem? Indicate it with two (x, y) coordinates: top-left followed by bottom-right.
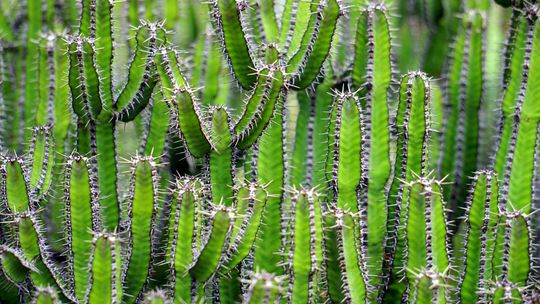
(64, 153), (100, 301)
(352, 3), (393, 291)
(122, 155), (160, 303)
(383, 71), (432, 301)
(457, 170), (499, 303)
(440, 11), (485, 215)
(86, 232), (122, 304)
(287, 188), (323, 303)
(167, 178), (200, 303)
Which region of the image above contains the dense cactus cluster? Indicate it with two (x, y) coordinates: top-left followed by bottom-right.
(0, 0), (539, 303)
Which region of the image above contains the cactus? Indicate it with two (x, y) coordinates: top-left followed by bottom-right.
(0, 0), (540, 303)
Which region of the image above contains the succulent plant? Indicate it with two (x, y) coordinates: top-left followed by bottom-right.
(0, 0), (539, 303)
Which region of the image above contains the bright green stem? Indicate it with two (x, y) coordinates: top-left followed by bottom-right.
(329, 93), (364, 212)
(457, 171), (499, 303)
(326, 208), (368, 304)
(499, 13), (540, 215)
(233, 46), (284, 149)
(211, 0), (257, 89)
(65, 154), (99, 301)
(291, 0), (340, 90)
(122, 157), (159, 303)
(87, 233), (123, 304)
(288, 189), (323, 303)
(383, 72), (431, 299)
(189, 206), (231, 282)
(440, 11), (484, 213)
(167, 179), (200, 303)
(221, 182), (267, 273)
(155, 47), (211, 157)
(116, 22), (167, 111)
(28, 126), (54, 199)
(0, 245), (37, 286)
(209, 107), (234, 206)
(395, 179), (450, 302)
(4, 157), (31, 213)
(253, 102), (285, 275)
(352, 3), (393, 292)
(142, 89), (170, 156)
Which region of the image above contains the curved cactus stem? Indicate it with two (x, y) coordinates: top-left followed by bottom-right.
(122, 156), (160, 303)
(210, 0), (257, 89)
(116, 75), (159, 122)
(155, 46), (212, 158)
(242, 272), (282, 304)
(67, 37), (103, 121)
(64, 153), (100, 301)
(233, 46), (284, 149)
(220, 182), (267, 273)
(189, 205), (232, 283)
(115, 22), (167, 111)
(86, 233), (123, 304)
(0, 245), (38, 288)
(290, 0), (340, 90)
(15, 212), (74, 302)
